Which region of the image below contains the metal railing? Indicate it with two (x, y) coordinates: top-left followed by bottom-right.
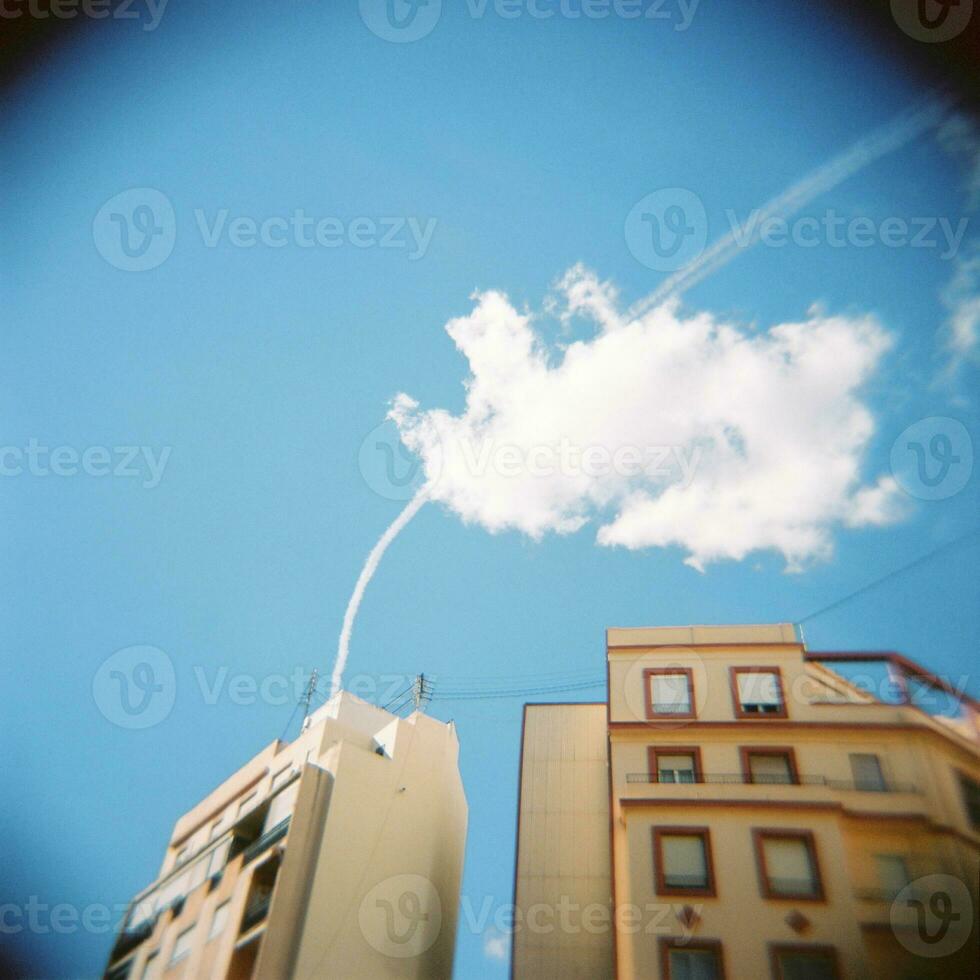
(625, 773), (919, 792)
(241, 818), (290, 866)
(108, 917), (154, 963)
(240, 893), (273, 934)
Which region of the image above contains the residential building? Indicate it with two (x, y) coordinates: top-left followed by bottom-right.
(104, 692), (467, 980)
(513, 623), (980, 979)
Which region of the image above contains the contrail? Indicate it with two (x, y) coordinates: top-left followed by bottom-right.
(331, 486), (430, 697)
(634, 95), (950, 314)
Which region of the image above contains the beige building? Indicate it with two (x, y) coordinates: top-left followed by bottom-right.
(513, 624), (980, 979)
(104, 692), (467, 980)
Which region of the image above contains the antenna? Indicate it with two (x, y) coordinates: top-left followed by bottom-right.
(300, 667), (319, 733)
(412, 673), (433, 713)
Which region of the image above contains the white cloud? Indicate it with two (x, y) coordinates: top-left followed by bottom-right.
(390, 266), (903, 573)
(483, 928), (508, 961)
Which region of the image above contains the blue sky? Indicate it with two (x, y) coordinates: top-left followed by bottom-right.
(3, 2), (979, 977)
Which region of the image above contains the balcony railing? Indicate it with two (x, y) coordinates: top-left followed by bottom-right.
(241, 818), (290, 866)
(239, 893), (273, 934)
(625, 773), (919, 792)
(108, 917), (155, 963)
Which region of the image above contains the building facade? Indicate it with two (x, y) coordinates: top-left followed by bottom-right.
(513, 624), (980, 979)
(104, 692), (467, 980)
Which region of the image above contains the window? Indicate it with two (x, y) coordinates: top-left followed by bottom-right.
(653, 827), (715, 896)
(644, 668), (695, 719)
(957, 772), (980, 830)
(874, 855), (910, 899)
(140, 951), (159, 980)
(271, 766), (293, 792)
(660, 938), (726, 979)
(849, 753), (886, 791)
(650, 747), (701, 784)
(208, 901), (230, 941)
(770, 944), (839, 979)
(237, 791), (258, 817)
(754, 830), (823, 900)
(173, 846), (189, 867)
(731, 668), (787, 718)
(169, 926), (194, 965)
(742, 748), (797, 785)
(208, 818), (224, 842)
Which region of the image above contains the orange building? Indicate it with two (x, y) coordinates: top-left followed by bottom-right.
(513, 624), (979, 979)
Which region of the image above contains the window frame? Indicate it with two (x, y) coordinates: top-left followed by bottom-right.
(643, 667), (696, 720)
(740, 746), (799, 786)
(730, 667), (788, 719)
(168, 925), (195, 966)
(208, 900), (230, 941)
(649, 746), (703, 784)
(848, 752), (887, 792)
(660, 937), (727, 979)
(652, 825), (717, 897)
(753, 829), (825, 902)
(873, 854), (910, 899)
(768, 942), (840, 979)
(955, 769), (980, 830)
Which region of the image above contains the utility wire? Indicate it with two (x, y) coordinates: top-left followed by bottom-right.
(796, 526), (980, 626)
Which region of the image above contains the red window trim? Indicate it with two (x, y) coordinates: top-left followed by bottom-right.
(768, 942), (840, 979)
(652, 826), (717, 898)
(648, 746), (704, 784)
(752, 828), (825, 902)
(660, 937), (727, 979)
(730, 666), (789, 720)
(739, 746), (800, 785)
(643, 667), (696, 720)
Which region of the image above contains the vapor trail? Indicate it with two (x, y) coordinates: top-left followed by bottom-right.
(634, 95), (950, 314)
(331, 486), (430, 697)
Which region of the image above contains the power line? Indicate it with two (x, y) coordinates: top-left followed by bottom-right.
(796, 526), (980, 626)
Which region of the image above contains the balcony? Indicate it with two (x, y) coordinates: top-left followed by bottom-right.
(107, 917), (154, 964)
(240, 893), (273, 933)
(240, 817), (290, 866)
(625, 772), (919, 792)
